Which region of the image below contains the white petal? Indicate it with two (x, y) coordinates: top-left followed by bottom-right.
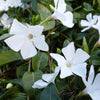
(50, 53), (66, 67)
(72, 49), (90, 64)
(4, 35), (25, 52)
(70, 63), (87, 78)
(20, 41), (37, 59)
(52, 11), (74, 28)
(32, 80), (48, 89)
(42, 73), (55, 83)
(54, 0), (58, 9)
(62, 11), (74, 28)
(80, 20), (90, 27)
(28, 25), (44, 37)
(93, 15), (98, 24)
(93, 73), (100, 90)
(86, 13), (92, 22)
(60, 66), (73, 78)
(62, 42), (75, 61)
(42, 66), (60, 83)
(92, 16), (100, 33)
(1, 13), (9, 21)
(55, 66), (60, 74)
(33, 35), (48, 51)
(81, 26), (91, 32)
(88, 65), (94, 85)
(10, 19), (28, 35)
(57, 0), (66, 13)
(89, 91), (100, 100)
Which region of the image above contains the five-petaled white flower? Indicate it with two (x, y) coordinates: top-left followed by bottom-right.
(4, 19), (49, 59)
(50, 42), (90, 79)
(92, 16), (100, 34)
(32, 66), (60, 89)
(0, 13), (13, 29)
(82, 65), (100, 100)
(81, 13), (98, 32)
(51, 0), (74, 28)
(0, 0), (9, 12)
(6, 0), (23, 8)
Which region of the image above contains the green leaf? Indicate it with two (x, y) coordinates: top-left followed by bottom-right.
(82, 37), (89, 53)
(0, 50), (22, 66)
(39, 83), (61, 100)
(22, 71), (42, 98)
(16, 64), (28, 78)
(66, 5), (73, 11)
(83, 2), (94, 11)
(0, 34), (9, 41)
(32, 52), (48, 71)
(22, 71), (35, 98)
(40, 11), (55, 31)
(0, 87), (26, 100)
(32, 0), (38, 13)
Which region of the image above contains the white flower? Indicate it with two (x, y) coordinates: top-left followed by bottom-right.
(6, 0), (23, 8)
(51, 0), (74, 28)
(0, 13), (13, 29)
(50, 42), (90, 79)
(32, 66), (60, 89)
(4, 19), (49, 59)
(81, 13), (98, 32)
(0, 0), (9, 11)
(82, 65), (100, 100)
(92, 16), (100, 34)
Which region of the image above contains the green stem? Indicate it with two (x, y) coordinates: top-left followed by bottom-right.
(28, 59), (31, 72)
(39, 16), (52, 25)
(90, 42), (98, 65)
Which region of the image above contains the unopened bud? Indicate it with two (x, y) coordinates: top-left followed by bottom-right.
(49, 4), (55, 12)
(6, 83), (13, 89)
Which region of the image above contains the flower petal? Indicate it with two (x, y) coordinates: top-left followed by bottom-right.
(80, 20), (90, 27)
(57, 0), (66, 13)
(70, 63), (87, 78)
(42, 73), (55, 83)
(20, 41), (37, 59)
(52, 11), (74, 28)
(32, 80), (48, 89)
(86, 13), (92, 22)
(81, 26), (91, 32)
(50, 53), (66, 67)
(28, 25), (44, 37)
(60, 66), (73, 78)
(4, 35), (25, 52)
(92, 16), (100, 33)
(93, 73), (100, 90)
(42, 66), (60, 83)
(72, 49), (90, 64)
(54, 0), (58, 9)
(62, 42), (75, 61)
(33, 35), (48, 51)
(88, 65), (94, 85)
(10, 19), (28, 35)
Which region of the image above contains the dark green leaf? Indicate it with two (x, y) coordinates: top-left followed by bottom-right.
(0, 50), (22, 66)
(32, 52), (48, 71)
(39, 83), (61, 100)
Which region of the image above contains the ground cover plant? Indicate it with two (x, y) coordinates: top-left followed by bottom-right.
(0, 0), (100, 100)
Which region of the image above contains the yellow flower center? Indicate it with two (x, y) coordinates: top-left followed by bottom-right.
(28, 34), (33, 39)
(66, 62), (71, 67)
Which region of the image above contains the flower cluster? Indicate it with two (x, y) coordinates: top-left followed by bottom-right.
(0, 13), (13, 29)
(0, 0), (23, 11)
(1, 0), (100, 100)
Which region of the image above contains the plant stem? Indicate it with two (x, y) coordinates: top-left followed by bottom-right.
(28, 59), (31, 72)
(39, 16), (52, 25)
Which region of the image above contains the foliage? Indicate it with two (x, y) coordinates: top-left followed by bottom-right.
(0, 0), (100, 100)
